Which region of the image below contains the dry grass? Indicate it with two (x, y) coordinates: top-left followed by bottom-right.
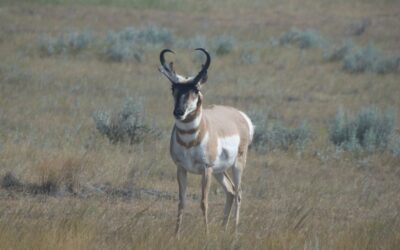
(0, 0), (400, 249)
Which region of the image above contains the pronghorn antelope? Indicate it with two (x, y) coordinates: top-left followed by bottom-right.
(159, 48), (254, 236)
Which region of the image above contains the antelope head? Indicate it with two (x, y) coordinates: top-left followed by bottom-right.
(159, 48), (210, 121)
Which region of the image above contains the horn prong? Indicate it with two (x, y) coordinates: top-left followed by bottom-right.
(159, 49), (179, 83)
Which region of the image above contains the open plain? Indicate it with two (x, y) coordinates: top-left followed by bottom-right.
(0, 0), (399, 249)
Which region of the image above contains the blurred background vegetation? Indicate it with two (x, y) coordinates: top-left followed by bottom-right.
(0, 0), (399, 249)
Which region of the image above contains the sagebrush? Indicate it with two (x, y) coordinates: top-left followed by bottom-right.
(329, 107), (397, 152)
(93, 97), (162, 144)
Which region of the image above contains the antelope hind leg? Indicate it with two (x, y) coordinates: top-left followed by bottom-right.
(213, 172), (235, 230)
(232, 151), (247, 232)
(201, 166), (212, 234)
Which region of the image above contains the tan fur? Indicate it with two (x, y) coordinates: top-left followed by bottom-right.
(203, 105), (251, 163)
(160, 49), (252, 237)
(171, 103), (253, 236)
(173, 105), (251, 162)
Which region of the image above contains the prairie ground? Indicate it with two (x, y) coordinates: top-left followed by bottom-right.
(0, 0), (399, 249)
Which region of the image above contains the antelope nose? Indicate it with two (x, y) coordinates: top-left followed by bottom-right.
(174, 109), (184, 118)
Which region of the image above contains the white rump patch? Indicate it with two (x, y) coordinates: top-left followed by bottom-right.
(239, 111), (254, 143)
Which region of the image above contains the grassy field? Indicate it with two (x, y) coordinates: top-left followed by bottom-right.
(0, 0), (400, 249)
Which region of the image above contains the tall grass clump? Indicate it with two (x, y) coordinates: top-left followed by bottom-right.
(329, 107), (397, 152)
(38, 31), (94, 56)
(93, 97), (162, 144)
(249, 111), (311, 152)
(104, 25), (173, 62)
(1, 156), (84, 195)
(278, 28), (325, 49)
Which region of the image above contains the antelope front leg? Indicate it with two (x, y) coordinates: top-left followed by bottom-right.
(175, 166), (187, 238)
(201, 166), (213, 234)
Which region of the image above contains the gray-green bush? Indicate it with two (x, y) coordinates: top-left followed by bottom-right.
(278, 28), (325, 49)
(104, 25), (173, 62)
(38, 31), (94, 56)
(104, 31), (144, 62)
(342, 44), (380, 73)
(36, 27), (241, 62)
(249, 111), (310, 152)
(324, 41), (400, 74)
(185, 35), (208, 49)
(212, 35), (235, 56)
(93, 97), (162, 144)
(329, 107), (397, 152)
(389, 134), (400, 156)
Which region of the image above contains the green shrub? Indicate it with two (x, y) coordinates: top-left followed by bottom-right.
(249, 111), (311, 152)
(93, 97), (162, 144)
(136, 25), (173, 47)
(38, 30), (94, 56)
(104, 32), (144, 62)
(248, 111), (269, 151)
(329, 107), (396, 152)
(342, 44), (380, 73)
(104, 25), (173, 62)
(373, 56), (400, 74)
(323, 40), (400, 74)
(341, 44), (400, 74)
(279, 28), (325, 49)
(212, 35), (235, 56)
(185, 35), (208, 49)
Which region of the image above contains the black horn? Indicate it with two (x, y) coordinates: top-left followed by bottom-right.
(191, 48), (211, 85)
(160, 49), (174, 68)
(159, 49), (179, 83)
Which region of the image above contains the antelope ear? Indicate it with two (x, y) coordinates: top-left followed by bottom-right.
(197, 92), (203, 107)
(169, 62), (175, 74)
(195, 74), (207, 90)
(199, 72), (208, 84)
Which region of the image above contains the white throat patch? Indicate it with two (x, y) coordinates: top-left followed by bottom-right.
(175, 110), (202, 131)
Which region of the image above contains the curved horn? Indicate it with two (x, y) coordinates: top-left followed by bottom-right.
(191, 48), (211, 84)
(160, 49), (174, 68)
(159, 49), (179, 83)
